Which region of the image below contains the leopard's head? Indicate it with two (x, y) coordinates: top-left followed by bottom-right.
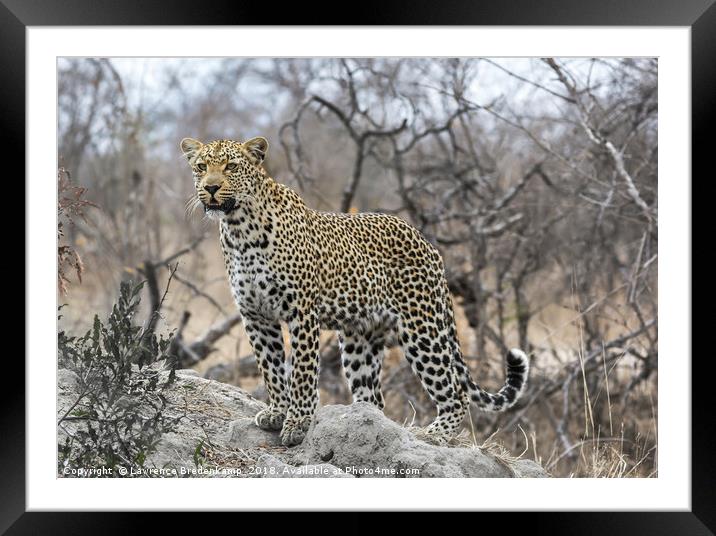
(180, 136), (269, 220)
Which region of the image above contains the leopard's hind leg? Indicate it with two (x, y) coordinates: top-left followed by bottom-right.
(397, 311), (467, 443)
(339, 329), (385, 409)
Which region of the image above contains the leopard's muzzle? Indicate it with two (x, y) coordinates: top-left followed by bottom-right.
(204, 197), (236, 214)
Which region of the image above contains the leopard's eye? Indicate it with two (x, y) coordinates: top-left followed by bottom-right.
(225, 162), (238, 172)
(196, 162), (207, 172)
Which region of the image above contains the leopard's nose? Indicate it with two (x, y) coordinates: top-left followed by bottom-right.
(204, 185), (220, 196)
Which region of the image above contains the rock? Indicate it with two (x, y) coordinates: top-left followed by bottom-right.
(57, 369), (82, 446)
(57, 367), (548, 478)
(58, 368), (80, 394)
(299, 402), (550, 478)
(512, 459), (550, 478)
(176, 368), (200, 377)
(256, 454), (353, 478)
(225, 418), (282, 449)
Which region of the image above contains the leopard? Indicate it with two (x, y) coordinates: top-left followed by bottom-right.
(180, 136), (529, 447)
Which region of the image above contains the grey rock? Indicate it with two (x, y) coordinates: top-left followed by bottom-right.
(512, 459), (550, 478)
(58, 368), (81, 396)
(57, 369), (82, 446)
(176, 368), (200, 377)
(225, 418), (282, 449)
(300, 402), (549, 478)
(56, 367), (548, 478)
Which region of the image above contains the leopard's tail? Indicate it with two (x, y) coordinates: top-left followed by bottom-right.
(443, 283), (529, 412)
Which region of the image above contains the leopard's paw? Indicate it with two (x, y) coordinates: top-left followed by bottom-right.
(280, 415), (312, 446)
(411, 423), (451, 446)
(254, 406), (286, 431)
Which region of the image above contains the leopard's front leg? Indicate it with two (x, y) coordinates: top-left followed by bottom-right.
(280, 309), (320, 446)
(243, 318), (289, 431)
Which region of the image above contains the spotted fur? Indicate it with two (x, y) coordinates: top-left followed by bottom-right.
(180, 137), (529, 446)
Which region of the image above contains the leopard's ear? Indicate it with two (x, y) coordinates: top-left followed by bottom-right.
(243, 136), (268, 164)
(180, 138), (203, 162)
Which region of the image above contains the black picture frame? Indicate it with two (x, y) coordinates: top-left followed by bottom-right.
(6, 0), (709, 532)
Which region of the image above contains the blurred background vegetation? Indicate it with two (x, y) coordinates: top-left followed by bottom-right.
(57, 57), (657, 477)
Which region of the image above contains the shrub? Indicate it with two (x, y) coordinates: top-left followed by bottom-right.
(58, 280), (179, 476)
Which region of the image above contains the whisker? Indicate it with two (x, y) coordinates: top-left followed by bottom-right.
(184, 195), (204, 220)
